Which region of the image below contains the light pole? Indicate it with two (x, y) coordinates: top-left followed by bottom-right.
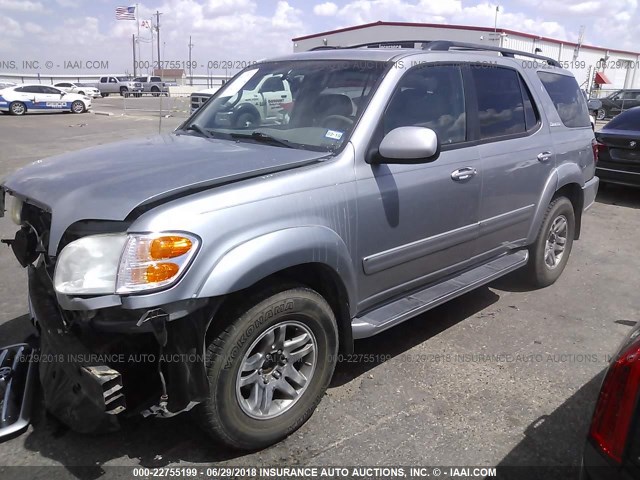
(188, 35), (194, 86)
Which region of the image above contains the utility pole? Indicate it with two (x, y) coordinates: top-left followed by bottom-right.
(135, 3), (141, 73)
(155, 10), (162, 75)
(494, 5), (499, 33)
(188, 35), (194, 86)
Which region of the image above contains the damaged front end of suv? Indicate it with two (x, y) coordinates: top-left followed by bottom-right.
(3, 190), (219, 433)
(0, 125), (331, 438)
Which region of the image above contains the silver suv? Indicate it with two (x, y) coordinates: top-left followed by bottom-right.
(1, 41), (599, 450)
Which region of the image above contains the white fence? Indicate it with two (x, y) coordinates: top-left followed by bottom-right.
(0, 73), (228, 89)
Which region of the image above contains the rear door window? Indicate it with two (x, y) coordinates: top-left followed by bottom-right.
(537, 71), (590, 128)
(470, 66), (537, 139)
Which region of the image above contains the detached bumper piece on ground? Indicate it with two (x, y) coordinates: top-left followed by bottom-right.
(0, 343), (37, 442)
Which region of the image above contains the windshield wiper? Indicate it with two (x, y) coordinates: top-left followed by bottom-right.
(182, 124), (213, 138)
(230, 131), (294, 149)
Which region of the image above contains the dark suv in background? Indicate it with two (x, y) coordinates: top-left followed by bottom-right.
(594, 89), (640, 120)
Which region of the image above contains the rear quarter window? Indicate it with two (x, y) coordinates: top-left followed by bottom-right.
(537, 71), (590, 128)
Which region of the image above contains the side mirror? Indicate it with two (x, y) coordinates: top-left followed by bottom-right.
(60, 91), (66, 96)
(371, 127), (440, 164)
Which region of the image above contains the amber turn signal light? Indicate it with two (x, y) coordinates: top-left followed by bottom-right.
(144, 263), (180, 283)
(150, 236), (193, 260)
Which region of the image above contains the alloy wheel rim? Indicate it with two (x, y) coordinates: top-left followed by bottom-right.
(12, 104), (24, 114)
(545, 214), (568, 269)
(236, 320), (317, 420)
(72, 102), (83, 113)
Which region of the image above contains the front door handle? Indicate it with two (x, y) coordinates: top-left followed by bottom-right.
(537, 151), (553, 162)
(451, 167), (477, 181)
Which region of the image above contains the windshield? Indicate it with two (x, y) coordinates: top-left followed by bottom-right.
(182, 59), (389, 151)
(117, 76), (130, 82)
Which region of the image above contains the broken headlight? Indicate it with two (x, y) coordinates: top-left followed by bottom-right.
(53, 232), (199, 296)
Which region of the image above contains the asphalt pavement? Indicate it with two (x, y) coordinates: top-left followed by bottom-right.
(0, 110), (637, 479)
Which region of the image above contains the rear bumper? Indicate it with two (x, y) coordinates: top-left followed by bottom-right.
(581, 440), (637, 480)
(596, 166), (640, 187)
(583, 176), (600, 211)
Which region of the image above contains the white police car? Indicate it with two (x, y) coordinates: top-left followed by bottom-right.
(0, 84), (91, 116)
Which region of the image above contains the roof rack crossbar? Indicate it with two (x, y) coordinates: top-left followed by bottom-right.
(423, 40), (561, 67)
(305, 39), (561, 67)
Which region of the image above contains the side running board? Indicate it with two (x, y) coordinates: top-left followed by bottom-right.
(352, 250), (529, 339)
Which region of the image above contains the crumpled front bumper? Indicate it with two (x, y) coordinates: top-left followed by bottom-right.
(28, 264), (217, 434)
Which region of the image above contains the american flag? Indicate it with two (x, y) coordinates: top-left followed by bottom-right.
(115, 6), (136, 20)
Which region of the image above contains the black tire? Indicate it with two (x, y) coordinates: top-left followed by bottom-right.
(596, 108), (606, 121)
(71, 100), (85, 114)
(151, 87), (160, 97)
(9, 101), (26, 116)
(101, 93), (109, 98)
(525, 196), (575, 288)
(234, 110), (259, 129)
(196, 285), (338, 450)
(120, 87), (128, 97)
(77, 91), (85, 95)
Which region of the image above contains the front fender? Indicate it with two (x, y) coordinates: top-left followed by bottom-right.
(197, 226), (358, 315)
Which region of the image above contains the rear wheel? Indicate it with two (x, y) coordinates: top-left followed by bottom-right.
(9, 102), (26, 116)
(196, 285), (338, 450)
(525, 196), (575, 288)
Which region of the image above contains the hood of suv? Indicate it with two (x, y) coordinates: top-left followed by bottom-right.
(3, 133), (329, 255)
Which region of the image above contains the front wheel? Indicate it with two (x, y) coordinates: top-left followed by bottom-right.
(101, 93), (109, 98)
(196, 286), (338, 450)
(525, 197), (575, 288)
(234, 111), (259, 129)
(71, 100), (85, 114)
(596, 108), (606, 121)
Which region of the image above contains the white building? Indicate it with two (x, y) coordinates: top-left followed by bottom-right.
(292, 21), (640, 95)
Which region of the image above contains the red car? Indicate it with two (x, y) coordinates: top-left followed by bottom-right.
(582, 322), (640, 479)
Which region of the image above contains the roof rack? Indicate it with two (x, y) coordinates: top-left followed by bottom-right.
(423, 40), (561, 67)
(307, 39), (561, 67)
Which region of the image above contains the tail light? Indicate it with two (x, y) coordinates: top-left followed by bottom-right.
(592, 139), (601, 164)
(589, 328), (640, 462)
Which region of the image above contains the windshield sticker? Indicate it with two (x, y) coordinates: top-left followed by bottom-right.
(325, 130), (343, 140)
(222, 69), (259, 98)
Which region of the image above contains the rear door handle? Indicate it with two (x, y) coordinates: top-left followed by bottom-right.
(537, 151), (553, 162)
(451, 167), (477, 181)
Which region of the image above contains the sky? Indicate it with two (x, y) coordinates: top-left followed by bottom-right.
(0, 0), (638, 75)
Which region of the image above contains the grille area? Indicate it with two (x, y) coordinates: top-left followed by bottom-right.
(0, 343), (37, 441)
(190, 93), (213, 112)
